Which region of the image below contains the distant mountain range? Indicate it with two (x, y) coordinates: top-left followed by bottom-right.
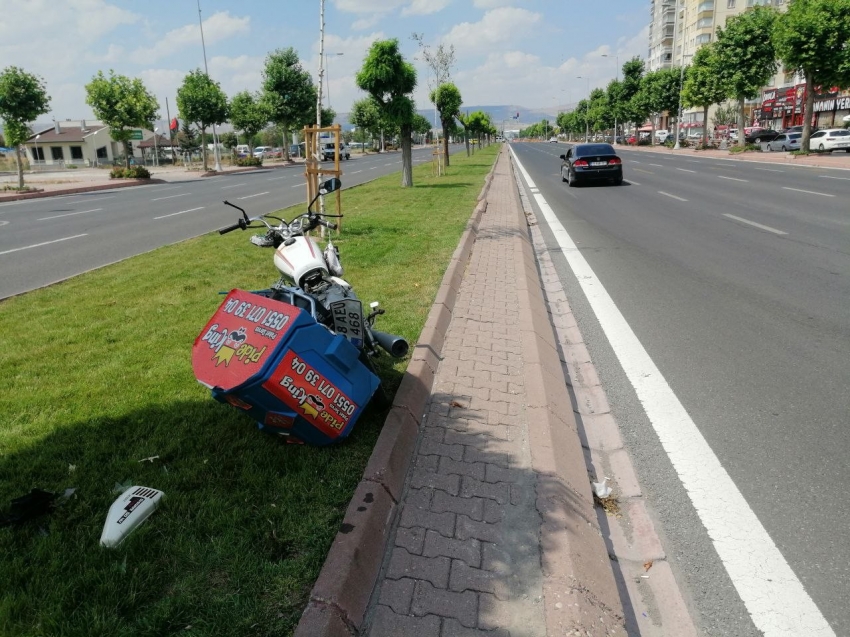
(336, 105), (559, 131)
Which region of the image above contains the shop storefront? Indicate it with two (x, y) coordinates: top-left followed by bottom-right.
(812, 88), (850, 129)
(757, 85), (807, 130)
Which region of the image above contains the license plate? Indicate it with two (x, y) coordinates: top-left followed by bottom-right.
(330, 299), (364, 348)
(590, 161), (607, 167)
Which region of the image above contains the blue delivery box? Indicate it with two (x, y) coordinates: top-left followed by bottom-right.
(192, 289), (380, 446)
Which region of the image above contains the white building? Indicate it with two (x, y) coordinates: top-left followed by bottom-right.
(23, 120), (166, 167)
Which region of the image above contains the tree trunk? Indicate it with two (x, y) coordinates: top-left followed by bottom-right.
(283, 123), (290, 161)
(737, 96), (746, 147)
(16, 146), (24, 189)
(400, 123), (413, 188)
(651, 116), (657, 146)
(202, 126), (209, 171)
(702, 105), (710, 148)
(441, 117), (451, 167)
(124, 140), (131, 169)
(802, 73), (815, 152)
(465, 131), (470, 157)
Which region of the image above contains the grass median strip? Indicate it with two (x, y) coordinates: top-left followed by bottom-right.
(0, 144), (498, 637)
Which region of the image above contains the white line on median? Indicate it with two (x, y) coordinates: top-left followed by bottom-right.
(676, 168), (696, 173)
(782, 186), (835, 197)
(151, 193), (190, 201)
(238, 192), (269, 199)
(221, 183), (247, 189)
(154, 207), (205, 220)
(718, 175), (749, 182)
(509, 145), (835, 637)
(0, 233), (88, 256)
(722, 214), (788, 235)
(38, 208), (103, 221)
(658, 191), (688, 201)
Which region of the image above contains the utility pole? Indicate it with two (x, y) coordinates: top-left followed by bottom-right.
(197, 0), (222, 172)
(673, 1), (687, 150)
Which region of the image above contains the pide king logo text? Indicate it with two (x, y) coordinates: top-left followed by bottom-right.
(200, 324), (266, 367)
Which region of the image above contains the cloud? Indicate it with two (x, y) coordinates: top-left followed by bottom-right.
(333, 0), (406, 13)
(402, 0), (452, 16)
(442, 7), (541, 56)
(473, 0), (517, 6)
(130, 11), (250, 65)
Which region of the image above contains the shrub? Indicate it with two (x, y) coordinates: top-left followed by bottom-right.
(109, 166), (151, 179)
(236, 156), (263, 167)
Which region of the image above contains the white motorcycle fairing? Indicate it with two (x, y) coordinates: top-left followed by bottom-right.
(273, 235), (328, 287)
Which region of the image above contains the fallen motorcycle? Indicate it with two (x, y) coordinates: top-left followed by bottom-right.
(192, 178), (408, 446)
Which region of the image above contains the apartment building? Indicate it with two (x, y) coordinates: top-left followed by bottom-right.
(648, 0), (800, 134)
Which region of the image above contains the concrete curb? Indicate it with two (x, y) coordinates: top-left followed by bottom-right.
(504, 157), (627, 635)
(0, 178), (167, 202)
(294, 156), (498, 637)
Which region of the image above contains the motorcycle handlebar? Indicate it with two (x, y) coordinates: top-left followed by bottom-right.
(218, 218), (247, 234)
(318, 218), (337, 231)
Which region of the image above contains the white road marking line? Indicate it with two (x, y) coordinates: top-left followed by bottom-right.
(221, 183), (247, 189)
(0, 233), (88, 256)
(649, 163), (663, 167)
(676, 168), (696, 173)
(238, 192), (269, 199)
(509, 146), (836, 637)
(723, 214), (788, 235)
(384, 162), (393, 166)
(633, 168), (654, 174)
(350, 170), (363, 174)
(38, 208), (103, 221)
(819, 175), (850, 181)
(688, 160), (701, 163)
(718, 175), (749, 182)
(370, 167), (377, 170)
(291, 184), (301, 188)
(154, 206), (205, 220)
(625, 180), (641, 185)
(146, 185), (181, 192)
(0, 220), (9, 226)
(151, 193), (190, 201)
(782, 186), (835, 197)
(658, 191), (688, 201)
(267, 176), (288, 181)
(754, 168), (783, 172)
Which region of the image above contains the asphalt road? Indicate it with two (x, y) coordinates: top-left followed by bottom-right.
(511, 142), (849, 636)
(0, 146), (442, 300)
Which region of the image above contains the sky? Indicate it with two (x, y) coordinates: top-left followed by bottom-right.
(0, 0), (650, 128)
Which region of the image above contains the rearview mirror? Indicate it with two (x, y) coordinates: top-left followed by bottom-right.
(319, 178), (341, 195)
(559, 154), (566, 160)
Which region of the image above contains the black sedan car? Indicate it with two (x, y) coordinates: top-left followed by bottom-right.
(560, 143), (623, 186)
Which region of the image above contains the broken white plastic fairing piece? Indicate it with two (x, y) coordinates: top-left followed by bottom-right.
(100, 486), (163, 548)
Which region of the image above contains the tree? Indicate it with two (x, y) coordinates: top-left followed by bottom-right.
(220, 131), (238, 151)
(634, 68), (683, 145)
(262, 48), (316, 161)
(0, 66), (50, 188)
(430, 83), (462, 166)
(356, 39), (417, 187)
(619, 57), (646, 134)
(412, 113), (432, 144)
(350, 97), (382, 151)
(176, 119), (198, 153)
(85, 70), (158, 169)
(715, 5), (779, 146)
(176, 69), (228, 171)
(229, 91), (269, 157)
(774, 0), (850, 151)
(682, 44), (727, 147)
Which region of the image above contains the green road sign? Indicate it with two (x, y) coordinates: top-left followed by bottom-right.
(129, 129), (143, 140)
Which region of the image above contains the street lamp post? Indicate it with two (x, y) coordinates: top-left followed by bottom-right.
(673, 2), (688, 150)
(602, 53), (619, 144)
(153, 127), (160, 167)
(197, 0), (223, 172)
(576, 76), (590, 141)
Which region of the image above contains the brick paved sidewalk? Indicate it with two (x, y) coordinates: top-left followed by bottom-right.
(362, 150), (623, 636)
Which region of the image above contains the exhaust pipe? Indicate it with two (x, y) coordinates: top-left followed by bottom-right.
(372, 330), (409, 358)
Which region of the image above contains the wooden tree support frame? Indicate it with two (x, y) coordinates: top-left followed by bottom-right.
(432, 142), (445, 177)
(303, 124), (343, 231)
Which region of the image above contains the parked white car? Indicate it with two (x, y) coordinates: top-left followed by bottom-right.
(655, 130), (670, 142)
(766, 132), (802, 152)
(808, 129), (850, 153)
